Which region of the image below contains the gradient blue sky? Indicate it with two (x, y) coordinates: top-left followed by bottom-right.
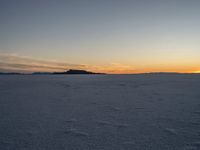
(0, 0), (200, 73)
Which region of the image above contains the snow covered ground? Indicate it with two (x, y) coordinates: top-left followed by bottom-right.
(0, 74), (200, 150)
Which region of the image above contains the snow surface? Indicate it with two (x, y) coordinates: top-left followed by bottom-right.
(0, 74), (200, 150)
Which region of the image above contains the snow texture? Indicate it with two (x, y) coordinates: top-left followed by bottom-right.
(0, 74), (200, 150)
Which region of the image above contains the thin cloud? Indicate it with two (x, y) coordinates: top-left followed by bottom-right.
(0, 53), (84, 73)
(0, 53), (136, 74)
(83, 63), (136, 74)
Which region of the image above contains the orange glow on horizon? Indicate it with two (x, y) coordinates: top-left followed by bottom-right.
(89, 66), (200, 74)
(1, 53), (199, 74)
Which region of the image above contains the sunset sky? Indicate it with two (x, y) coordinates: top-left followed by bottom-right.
(0, 0), (200, 74)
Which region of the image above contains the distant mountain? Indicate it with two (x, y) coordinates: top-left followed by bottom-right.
(32, 72), (52, 75)
(1, 70), (197, 75)
(0, 72), (21, 75)
(0, 69), (105, 75)
(53, 69), (104, 75)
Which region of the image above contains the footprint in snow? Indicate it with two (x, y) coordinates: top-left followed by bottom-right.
(157, 98), (163, 101)
(135, 107), (145, 110)
(189, 121), (200, 126)
(123, 141), (135, 145)
(191, 141), (200, 147)
(97, 120), (112, 126)
(193, 111), (200, 115)
(118, 83), (126, 87)
(97, 120), (129, 128)
(0, 141), (12, 148)
(59, 83), (70, 88)
(65, 118), (77, 123)
(122, 141), (136, 149)
(106, 105), (121, 111)
(182, 142), (200, 150)
(164, 128), (177, 135)
(64, 128), (89, 137)
(182, 146), (197, 150)
(113, 123), (129, 128)
(26, 129), (39, 136)
(89, 101), (98, 105)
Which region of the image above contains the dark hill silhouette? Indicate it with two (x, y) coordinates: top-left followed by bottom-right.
(32, 72), (52, 75)
(53, 69), (104, 75)
(0, 69), (104, 75)
(0, 72), (21, 75)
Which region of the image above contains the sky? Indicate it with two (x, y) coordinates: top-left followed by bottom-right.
(0, 0), (200, 74)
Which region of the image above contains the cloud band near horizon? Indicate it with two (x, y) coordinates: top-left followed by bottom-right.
(0, 53), (85, 73)
(0, 53), (199, 74)
(0, 53), (137, 73)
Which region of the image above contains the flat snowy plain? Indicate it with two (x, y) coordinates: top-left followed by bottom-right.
(0, 74), (200, 150)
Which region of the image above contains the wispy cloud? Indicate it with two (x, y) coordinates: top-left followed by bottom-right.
(83, 63), (136, 74)
(0, 53), (84, 73)
(0, 53), (136, 74)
